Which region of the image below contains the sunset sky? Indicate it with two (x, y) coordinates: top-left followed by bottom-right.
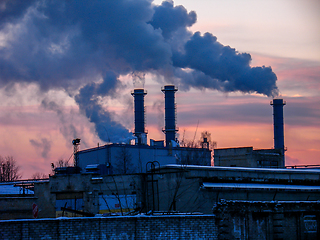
(0, 0), (319, 178)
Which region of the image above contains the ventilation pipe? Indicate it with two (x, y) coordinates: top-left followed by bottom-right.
(270, 99), (286, 167)
(162, 85), (178, 147)
(131, 89), (147, 145)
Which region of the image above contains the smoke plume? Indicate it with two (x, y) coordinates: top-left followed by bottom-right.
(0, 0), (279, 143)
(29, 138), (51, 158)
(74, 71), (132, 143)
(171, 32), (278, 95)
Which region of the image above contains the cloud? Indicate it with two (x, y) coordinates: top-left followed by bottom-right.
(0, 0), (279, 143)
(285, 155), (302, 166)
(149, 0), (196, 39)
(283, 96), (320, 127)
(251, 53), (320, 97)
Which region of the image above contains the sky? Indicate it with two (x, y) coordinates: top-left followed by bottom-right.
(0, 0), (319, 178)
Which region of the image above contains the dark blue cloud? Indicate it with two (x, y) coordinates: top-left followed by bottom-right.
(149, 0), (196, 39)
(0, 0), (37, 27)
(0, 0), (279, 142)
(172, 32), (278, 96)
(0, 0), (172, 91)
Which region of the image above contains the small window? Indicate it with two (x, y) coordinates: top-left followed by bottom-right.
(271, 161), (278, 166)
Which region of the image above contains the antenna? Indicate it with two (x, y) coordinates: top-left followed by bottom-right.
(102, 126), (111, 143)
(192, 120), (199, 147)
(181, 129), (186, 147)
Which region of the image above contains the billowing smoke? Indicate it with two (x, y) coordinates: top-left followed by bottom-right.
(171, 32), (278, 95)
(74, 71), (132, 143)
(0, 0), (279, 143)
(148, 1), (196, 40)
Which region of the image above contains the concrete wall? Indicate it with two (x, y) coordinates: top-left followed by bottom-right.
(33, 181), (55, 219)
(4, 165), (319, 220)
(213, 200), (320, 240)
(214, 147), (254, 167)
(152, 166), (320, 214)
(0, 196), (36, 220)
(34, 166), (320, 218)
(38, 173), (145, 218)
(0, 215), (217, 240)
(214, 147), (283, 168)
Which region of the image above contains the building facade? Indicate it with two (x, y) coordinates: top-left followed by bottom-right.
(214, 146), (284, 168)
(77, 143), (212, 174)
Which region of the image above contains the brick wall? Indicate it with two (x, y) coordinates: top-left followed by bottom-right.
(0, 215), (218, 240)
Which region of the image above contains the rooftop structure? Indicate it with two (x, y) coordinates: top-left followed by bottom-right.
(214, 147), (283, 168)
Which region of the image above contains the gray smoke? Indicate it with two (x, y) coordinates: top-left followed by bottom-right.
(40, 98), (83, 144)
(74, 71), (132, 143)
(29, 138), (51, 158)
(171, 32), (278, 96)
(148, 1), (196, 40)
(0, 0), (279, 143)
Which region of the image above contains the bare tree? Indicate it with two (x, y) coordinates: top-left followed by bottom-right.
(51, 158), (69, 170)
(178, 131), (216, 166)
(50, 158), (70, 175)
(0, 156), (22, 182)
(32, 172), (49, 179)
(56, 158), (69, 167)
(114, 146), (135, 174)
(198, 131), (217, 150)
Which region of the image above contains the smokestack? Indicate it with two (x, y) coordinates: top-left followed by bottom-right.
(162, 85), (178, 147)
(131, 89), (147, 145)
(270, 99), (286, 167)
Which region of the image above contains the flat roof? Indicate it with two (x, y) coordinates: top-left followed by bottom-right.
(78, 143), (211, 154)
(0, 184), (34, 195)
(202, 182), (320, 191)
(158, 164), (320, 174)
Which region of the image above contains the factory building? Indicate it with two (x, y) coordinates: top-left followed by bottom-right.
(76, 85), (212, 174)
(2, 164), (320, 219)
(78, 143), (211, 174)
(214, 147), (283, 168)
(214, 98), (286, 168)
(73, 83), (286, 172)
(2, 90), (319, 238)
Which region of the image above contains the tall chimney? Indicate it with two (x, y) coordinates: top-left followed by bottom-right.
(131, 89), (147, 145)
(270, 99), (286, 166)
(162, 85), (178, 147)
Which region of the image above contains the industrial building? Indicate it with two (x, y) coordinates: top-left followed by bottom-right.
(75, 85), (211, 175)
(214, 98), (286, 168)
(76, 86), (286, 173)
(214, 147), (283, 168)
(2, 164), (320, 218)
(1, 90), (319, 238)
